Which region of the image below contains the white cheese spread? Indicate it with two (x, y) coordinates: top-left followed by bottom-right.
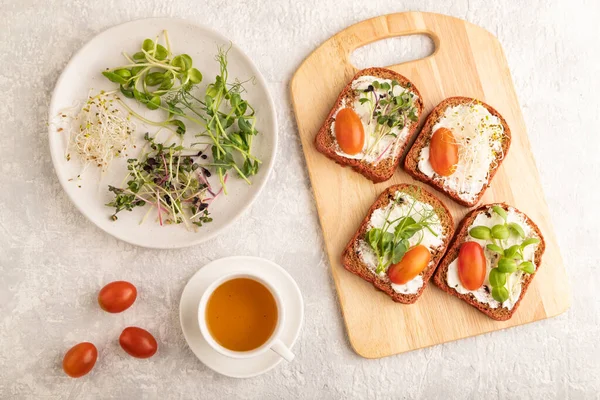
(357, 191), (445, 294)
(417, 103), (504, 203)
(446, 207), (539, 310)
(330, 75), (418, 164)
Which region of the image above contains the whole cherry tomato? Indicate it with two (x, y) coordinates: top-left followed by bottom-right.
(429, 127), (459, 176)
(98, 281), (137, 313)
(119, 327), (158, 359)
(335, 108), (365, 155)
(388, 245), (431, 284)
(62, 342), (98, 378)
(458, 241), (486, 290)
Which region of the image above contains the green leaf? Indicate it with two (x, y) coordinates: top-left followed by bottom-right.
(119, 85), (134, 99)
(519, 261), (535, 274)
(508, 222), (525, 238)
(492, 205), (508, 221)
(379, 232), (394, 254)
(489, 268), (506, 287)
(167, 119), (186, 135)
(486, 243), (504, 256)
(172, 54), (192, 71)
(366, 228), (382, 250)
(504, 244), (521, 259)
(159, 76), (174, 90)
(145, 71), (165, 86)
(132, 52), (146, 61)
(391, 241), (407, 264)
(469, 226), (492, 240)
(497, 257), (517, 273)
(142, 39), (154, 52)
(492, 286), (509, 302)
(359, 98), (370, 104)
(521, 238), (540, 248)
(400, 224), (422, 240)
(102, 71), (129, 85)
(131, 65), (144, 76)
(491, 224), (510, 240)
(133, 88), (148, 104)
(155, 44), (168, 60)
(146, 95), (161, 110)
(114, 68), (132, 79)
(238, 118), (255, 135)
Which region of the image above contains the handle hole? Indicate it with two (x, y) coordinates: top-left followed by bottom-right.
(350, 34), (435, 69)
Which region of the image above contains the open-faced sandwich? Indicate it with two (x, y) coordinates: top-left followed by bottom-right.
(404, 97), (511, 207)
(342, 184), (454, 304)
(315, 68), (424, 183)
(434, 203), (545, 320)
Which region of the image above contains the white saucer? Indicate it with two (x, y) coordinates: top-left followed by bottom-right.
(179, 256), (304, 378)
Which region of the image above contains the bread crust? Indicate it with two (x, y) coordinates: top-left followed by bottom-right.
(403, 97), (512, 207)
(315, 68), (424, 183)
(341, 184), (454, 304)
(432, 203), (546, 320)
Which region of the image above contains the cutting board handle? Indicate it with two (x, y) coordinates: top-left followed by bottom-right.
(331, 12), (447, 68)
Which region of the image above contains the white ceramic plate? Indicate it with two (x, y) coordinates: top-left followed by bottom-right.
(179, 256), (304, 378)
(48, 18), (277, 248)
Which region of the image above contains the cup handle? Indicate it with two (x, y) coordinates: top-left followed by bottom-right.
(270, 339), (295, 362)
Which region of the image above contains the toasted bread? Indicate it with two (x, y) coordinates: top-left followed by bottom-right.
(404, 97), (511, 207)
(315, 68), (424, 183)
(341, 184), (454, 304)
(433, 203), (545, 320)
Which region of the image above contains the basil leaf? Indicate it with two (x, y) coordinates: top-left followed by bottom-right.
(519, 261), (535, 274)
(492, 286), (509, 302)
(497, 257), (517, 273)
(521, 238), (540, 248)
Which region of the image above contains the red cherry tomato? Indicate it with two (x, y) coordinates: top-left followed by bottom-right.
(119, 327), (158, 359)
(388, 245), (431, 284)
(334, 108), (365, 155)
(429, 127), (459, 176)
(62, 342), (98, 378)
(98, 281), (137, 313)
(458, 241), (486, 290)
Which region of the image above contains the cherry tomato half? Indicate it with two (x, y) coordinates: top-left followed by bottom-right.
(429, 127), (459, 176)
(119, 327), (158, 359)
(388, 245), (431, 285)
(63, 342), (98, 378)
(458, 241), (486, 290)
(98, 281), (137, 313)
(334, 108), (365, 155)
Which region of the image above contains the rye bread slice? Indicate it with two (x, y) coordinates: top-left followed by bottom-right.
(404, 97), (511, 207)
(433, 203), (546, 321)
(341, 184), (454, 304)
(315, 68), (424, 183)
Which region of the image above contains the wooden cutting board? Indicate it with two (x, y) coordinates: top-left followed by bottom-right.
(291, 12), (570, 358)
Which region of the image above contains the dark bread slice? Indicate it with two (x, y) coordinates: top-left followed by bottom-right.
(433, 203), (546, 321)
(341, 184), (454, 304)
(315, 68), (424, 183)
(404, 97), (511, 207)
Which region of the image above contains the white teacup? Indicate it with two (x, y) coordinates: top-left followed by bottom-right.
(198, 272), (294, 362)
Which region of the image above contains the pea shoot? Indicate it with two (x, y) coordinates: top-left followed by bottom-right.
(365, 190), (440, 274)
(102, 32), (261, 195)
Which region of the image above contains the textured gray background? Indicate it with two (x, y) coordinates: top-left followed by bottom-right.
(1, 0), (599, 399)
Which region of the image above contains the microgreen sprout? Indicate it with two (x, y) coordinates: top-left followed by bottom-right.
(468, 206), (540, 303)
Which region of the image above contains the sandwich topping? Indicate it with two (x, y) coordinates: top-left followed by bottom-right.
(417, 102), (505, 203)
(447, 205), (540, 310)
(330, 76), (419, 164)
(357, 191), (445, 295)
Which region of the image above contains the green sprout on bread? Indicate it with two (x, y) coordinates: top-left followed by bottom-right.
(468, 205), (540, 303)
(358, 79), (419, 158)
